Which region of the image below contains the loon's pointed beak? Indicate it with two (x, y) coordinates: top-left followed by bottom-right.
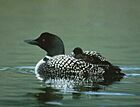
(24, 39), (38, 45)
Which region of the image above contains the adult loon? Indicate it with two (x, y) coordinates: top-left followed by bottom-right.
(24, 32), (125, 81)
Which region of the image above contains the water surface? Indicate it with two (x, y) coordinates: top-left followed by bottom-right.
(0, 0), (140, 107)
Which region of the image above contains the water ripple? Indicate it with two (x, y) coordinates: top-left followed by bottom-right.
(126, 74), (140, 77)
(121, 66), (140, 71)
(45, 101), (63, 106)
(0, 66), (35, 74)
(0, 67), (10, 71)
(0, 66), (34, 71)
(14, 66), (34, 69)
(81, 91), (134, 96)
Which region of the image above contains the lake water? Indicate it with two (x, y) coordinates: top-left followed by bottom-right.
(0, 0), (140, 107)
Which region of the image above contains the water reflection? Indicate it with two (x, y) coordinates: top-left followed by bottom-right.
(44, 72), (124, 90)
(29, 74), (124, 105)
(34, 87), (63, 106)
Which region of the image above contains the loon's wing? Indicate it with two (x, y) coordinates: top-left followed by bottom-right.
(84, 51), (111, 64)
(84, 51), (106, 61)
(84, 51), (121, 73)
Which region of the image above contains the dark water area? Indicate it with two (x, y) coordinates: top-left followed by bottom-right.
(0, 0), (140, 107)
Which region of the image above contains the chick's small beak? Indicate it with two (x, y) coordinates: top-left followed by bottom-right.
(24, 39), (38, 45)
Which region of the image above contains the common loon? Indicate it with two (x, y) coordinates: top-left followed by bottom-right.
(24, 32), (125, 81)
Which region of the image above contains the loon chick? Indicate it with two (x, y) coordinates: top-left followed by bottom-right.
(73, 47), (121, 73)
(73, 47), (94, 63)
(25, 32), (125, 81)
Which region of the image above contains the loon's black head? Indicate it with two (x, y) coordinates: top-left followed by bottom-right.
(24, 32), (65, 56)
(73, 47), (83, 55)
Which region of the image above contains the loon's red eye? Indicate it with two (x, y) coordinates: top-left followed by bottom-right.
(42, 39), (45, 42)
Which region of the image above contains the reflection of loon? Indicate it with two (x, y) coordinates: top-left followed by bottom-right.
(25, 32), (125, 81)
(31, 75), (123, 104)
(43, 74), (123, 92)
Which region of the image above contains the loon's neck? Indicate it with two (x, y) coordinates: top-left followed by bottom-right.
(46, 49), (65, 56)
(44, 41), (65, 56)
